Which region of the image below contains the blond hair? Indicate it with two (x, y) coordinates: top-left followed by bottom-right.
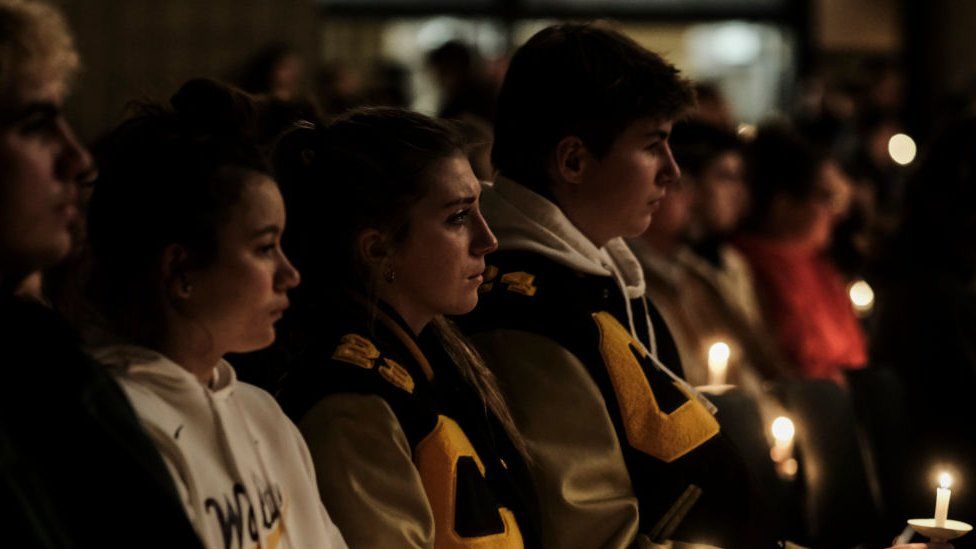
(0, 0), (78, 109)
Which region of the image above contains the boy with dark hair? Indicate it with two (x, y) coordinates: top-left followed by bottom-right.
(0, 1), (202, 545)
(460, 23), (771, 547)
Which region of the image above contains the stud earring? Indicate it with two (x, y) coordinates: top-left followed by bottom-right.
(383, 266), (396, 284)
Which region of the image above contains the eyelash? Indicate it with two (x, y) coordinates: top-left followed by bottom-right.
(21, 117), (57, 136)
(258, 242), (277, 255)
(448, 209), (472, 226)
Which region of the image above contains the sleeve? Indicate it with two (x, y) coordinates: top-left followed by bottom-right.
(470, 329), (642, 549)
(297, 393), (435, 549)
(283, 414), (349, 548)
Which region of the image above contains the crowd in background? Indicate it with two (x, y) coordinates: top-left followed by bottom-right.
(3, 0), (976, 547)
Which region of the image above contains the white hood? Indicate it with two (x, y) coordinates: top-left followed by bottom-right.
(90, 344), (347, 549)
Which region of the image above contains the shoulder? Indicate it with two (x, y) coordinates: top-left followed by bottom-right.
(461, 250), (609, 334)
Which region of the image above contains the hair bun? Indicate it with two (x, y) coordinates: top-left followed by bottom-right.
(170, 78), (259, 140)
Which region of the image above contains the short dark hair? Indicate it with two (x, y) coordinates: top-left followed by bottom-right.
(492, 22), (695, 195)
(669, 119), (741, 179)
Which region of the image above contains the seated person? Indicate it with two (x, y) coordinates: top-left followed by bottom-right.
(84, 79), (346, 549)
(273, 108), (538, 548)
(458, 22), (773, 548)
(0, 2), (201, 545)
(733, 124), (866, 383)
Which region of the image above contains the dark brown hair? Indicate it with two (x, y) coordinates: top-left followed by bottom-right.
(274, 106), (527, 456)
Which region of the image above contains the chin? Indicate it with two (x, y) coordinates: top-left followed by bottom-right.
(624, 216), (654, 238)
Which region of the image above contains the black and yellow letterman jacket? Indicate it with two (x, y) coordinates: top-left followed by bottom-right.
(277, 295), (539, 549)
(457, 178), (772, 549)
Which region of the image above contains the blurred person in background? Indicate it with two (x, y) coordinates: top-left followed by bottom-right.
(871, 116), (976, 545)
(629, 120), (786, 387)
(426, 39), (496, 124)
(0, 1), (202, 545)
(734, 123), (866, 384)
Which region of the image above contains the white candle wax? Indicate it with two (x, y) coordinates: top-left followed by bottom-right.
(935, 473), (952, 526)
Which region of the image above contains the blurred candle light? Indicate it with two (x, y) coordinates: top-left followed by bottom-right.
(707, 342), (730, 385)
(888, 133), (917, 165)
(848, 279), (875, 316)
(770, 416), (797, 478)
(936, 472), (953, 527)
(736, 123), (757, 141)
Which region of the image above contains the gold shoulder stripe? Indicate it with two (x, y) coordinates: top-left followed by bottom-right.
(500, 271), (537, 297)
(592, 311), (719, 463)
(331, 334), (380, 369)
(378, 357), (415, 394)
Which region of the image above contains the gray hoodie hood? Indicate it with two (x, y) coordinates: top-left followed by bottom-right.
(481, 176), (647, 300)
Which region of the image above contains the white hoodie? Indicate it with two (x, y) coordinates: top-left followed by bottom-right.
(91, 344), (347, 549)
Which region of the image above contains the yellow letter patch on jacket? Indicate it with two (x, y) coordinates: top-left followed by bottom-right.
(332, 334), (381, 369)
(414, 416), (523, 549)
(592, 311), (719, 463)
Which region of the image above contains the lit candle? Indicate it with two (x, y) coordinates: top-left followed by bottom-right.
(707, 342), (730, 385)
(935, 472), (952, 527)
(848, 279), (875, 316)
(770, 416), (797, 478)
(770, 416), (795, 462)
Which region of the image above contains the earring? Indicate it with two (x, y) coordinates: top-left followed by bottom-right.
(383, 265), (396, 284)
(180, 274), (193, 295)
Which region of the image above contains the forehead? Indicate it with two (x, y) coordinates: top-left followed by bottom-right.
(422, 155), (480, 200)
(225, 174), (284, 226)
(619, 117), (673, 139)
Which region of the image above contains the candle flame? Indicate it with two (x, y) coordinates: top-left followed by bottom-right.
(848, 279), (875, 313)
(771, 416), (795, 444)
(708, 342), (731, 370)
(940, 472), (953, 489)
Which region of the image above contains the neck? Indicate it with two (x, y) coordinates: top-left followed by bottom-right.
(375, 288), (431, 336)
(157, 322), (221, 384)
(639, 229), (683, 257)
(551, 186), (611, 249)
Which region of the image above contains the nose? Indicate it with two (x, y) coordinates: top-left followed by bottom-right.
(659, 143), (681, 187)
(55, 119), (94, 186)
(471, 209), (498, 257)
(276, 251), (301, 291)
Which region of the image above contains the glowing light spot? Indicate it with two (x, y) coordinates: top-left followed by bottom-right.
(888, 133), (917, 166)
(848, 279), (875, 315)
(940, 472), (953, 489)
(771, 416), (795, 444)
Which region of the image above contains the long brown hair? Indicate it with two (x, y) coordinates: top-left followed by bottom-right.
(274, 106), (527, 457)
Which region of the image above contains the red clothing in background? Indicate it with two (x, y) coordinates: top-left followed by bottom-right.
(734, 236), (867, 383)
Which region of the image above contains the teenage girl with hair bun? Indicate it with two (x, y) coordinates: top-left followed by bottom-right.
(85, 78), (346, 549)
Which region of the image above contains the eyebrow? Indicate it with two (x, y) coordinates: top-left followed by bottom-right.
(645, 130), (670, 140)
(441, 195), (477, 209)
(2, 101), (61, 127)
(251, 225), (281, 238)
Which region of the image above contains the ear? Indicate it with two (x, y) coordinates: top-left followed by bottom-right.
(552, 135), (591, 186)
(356, 228), (393, 271)
(160, 244), (192, 301)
